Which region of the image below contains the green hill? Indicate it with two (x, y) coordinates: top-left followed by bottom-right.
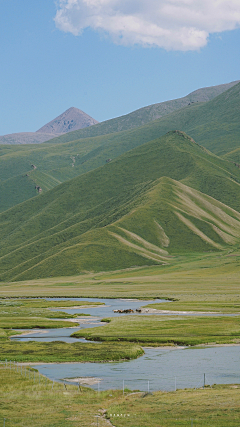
(223, 148), (240, 164)
(1, 131), (240, 281)
(0, 82), (239, 213)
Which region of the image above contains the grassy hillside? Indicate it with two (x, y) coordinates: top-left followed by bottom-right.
(1, 131), (240, 281)
(0, 82), (239, 212)
(223, 148), (240, 163)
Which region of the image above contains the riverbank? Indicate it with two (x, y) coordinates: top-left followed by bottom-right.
(0, 341), (144, 363)
(1, 364), (240, 427)
(72, 315), (240, 346)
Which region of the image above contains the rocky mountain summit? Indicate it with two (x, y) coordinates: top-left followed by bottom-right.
(0, 107), (98, 145)
(36, 107), (98, 135)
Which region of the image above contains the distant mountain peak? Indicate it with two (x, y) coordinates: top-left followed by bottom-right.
(36, 107), (98, 135)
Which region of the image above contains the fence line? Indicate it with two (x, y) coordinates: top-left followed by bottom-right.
(1, 360), (240, 393)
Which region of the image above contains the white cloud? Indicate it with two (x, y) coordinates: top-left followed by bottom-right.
(55, 0), (240, 50)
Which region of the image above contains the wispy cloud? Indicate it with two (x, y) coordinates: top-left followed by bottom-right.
(55, 0), (240, 51)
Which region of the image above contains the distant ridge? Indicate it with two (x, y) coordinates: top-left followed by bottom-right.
(1, 81), (238, 145)
(0, 107), (98, 145)
(0, 132), (61, 145)
(36, 107), (99, 135)
(44, 80), (240, 144)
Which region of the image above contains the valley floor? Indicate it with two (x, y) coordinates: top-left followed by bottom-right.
(0, 251), (240, 425)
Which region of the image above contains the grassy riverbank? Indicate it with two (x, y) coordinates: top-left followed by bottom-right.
(145, 301), (240, 313)
(108, 384), (240, 426)
(72, 315), (240, 346)
(0, 298), (103, 308)
(0, 364), (240, 426)
(0, 304), (80, 331)
(0, 341), (143, 363)
(0, 299), (99, 335)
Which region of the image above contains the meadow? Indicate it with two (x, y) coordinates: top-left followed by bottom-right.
(72, 315), (240, 346)
(0, 341), (143, 363)
(0, 250), (239, 301)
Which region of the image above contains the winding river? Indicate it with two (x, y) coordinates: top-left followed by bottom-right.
(12, 298), (240, 391)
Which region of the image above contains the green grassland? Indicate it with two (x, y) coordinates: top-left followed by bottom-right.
(107, 384), (240, 427)
(0, 297), (144, 364)
(71, 315), (240, 346)
(0, 299), (103, 334)
(0, 300), (81, 338)
(0, 298), (103, 308)
(0, 309), (79, 329)
(0, 317), (78, 330)
(0, 82), (239, 213)
(0, 298), (105, 341)
(224, 147), (240, 164)
(1, 130), (240, 280)
(0, 249), (239, 300)
(0, 341), (143, 363)
(0, 363), (110, 427)
(1, 364), (240, 426)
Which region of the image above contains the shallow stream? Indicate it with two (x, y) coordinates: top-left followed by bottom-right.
(11, 297), (240, 391)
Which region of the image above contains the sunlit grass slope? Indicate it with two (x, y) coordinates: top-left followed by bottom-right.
(0, 131), (240, 281)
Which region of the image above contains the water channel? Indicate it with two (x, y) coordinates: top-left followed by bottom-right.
(12, 298), (240, 391)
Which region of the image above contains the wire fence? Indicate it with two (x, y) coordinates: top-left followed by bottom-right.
(1, 360), (240, 426)
(2, 359), (240, 392)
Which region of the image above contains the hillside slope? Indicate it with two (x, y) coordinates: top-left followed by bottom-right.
(0, 131), (240, 281)
(0, 82), (240, 213)
(0, 132), (61, 145)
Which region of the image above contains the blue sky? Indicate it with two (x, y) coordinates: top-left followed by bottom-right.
(1, 0), (240, 135)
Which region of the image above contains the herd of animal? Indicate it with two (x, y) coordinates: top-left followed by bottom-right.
(113, 308), (142, 313)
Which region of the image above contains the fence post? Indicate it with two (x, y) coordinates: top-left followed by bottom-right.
(175, 377), (177, 392)
(148, 380), (149, 394)
(123, 380), (124, 396)
(203, 373), (205, 389)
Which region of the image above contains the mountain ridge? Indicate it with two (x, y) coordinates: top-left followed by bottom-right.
(0, 80), (238, 146)
(0, 82), (240, 213)
(1, 131), (240, 281)
(44, 80), (240, 145)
